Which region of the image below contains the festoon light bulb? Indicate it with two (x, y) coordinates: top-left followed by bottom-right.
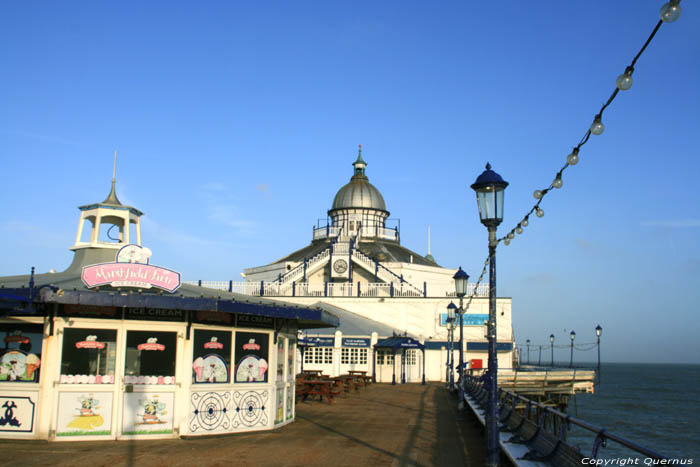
(552, 173), (563, 189)
(536, 207), (544, 218)
(616, 66), (634, 90)
(533, 190), (543, 199)
(507, 231), (515, 240)
(521, 216), (529, 227)
(504, 238), (511, 246)
(660, 0), (681, 23)
(516, 224), (523, 235)
(567, 148), (580, 165)
(590, 115), (605, 135)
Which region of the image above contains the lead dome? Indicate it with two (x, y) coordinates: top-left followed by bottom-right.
(329, 146), (388, 214)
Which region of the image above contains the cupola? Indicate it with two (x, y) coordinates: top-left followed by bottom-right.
(68, 153), (144, 266)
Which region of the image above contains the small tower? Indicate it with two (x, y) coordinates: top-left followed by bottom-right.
(67, 153), (144, 269)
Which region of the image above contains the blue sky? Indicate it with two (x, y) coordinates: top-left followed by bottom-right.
(1, 1), (698, 364)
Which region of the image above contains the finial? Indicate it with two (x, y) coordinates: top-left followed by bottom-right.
(485, 162), (492, 170)
(102, 150), (122, 205)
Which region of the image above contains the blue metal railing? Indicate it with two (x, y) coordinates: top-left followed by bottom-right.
(461, 375), (669, 463)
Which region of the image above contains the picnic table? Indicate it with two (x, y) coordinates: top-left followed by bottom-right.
(297, 378), (341, 404)
(301, 369), (324, 376)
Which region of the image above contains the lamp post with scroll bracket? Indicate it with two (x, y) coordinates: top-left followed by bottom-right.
(446, 302), (457, 389)
(569, 330), (576, 368)
(595, 324), (602, 383)
(453, 267), (469, 404)
(471, 162), (508, 467)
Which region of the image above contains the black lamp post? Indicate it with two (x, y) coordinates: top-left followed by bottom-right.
(446, 302), (457, 388)
(595, 324), (602, 383)
(538, 345), (542, 366)
(526, 339), (530, 365)
(569, 330), (576, 368)
(453, 267), (469, 400)
(471, 162), (508, 467)
(550, 334), (555, 366)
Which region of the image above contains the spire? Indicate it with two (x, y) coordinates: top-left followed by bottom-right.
(352, 144), (367, 177)
(425, 225), (436, 263)
(102, 150), (122, 205)
(428, 225), (431, 255)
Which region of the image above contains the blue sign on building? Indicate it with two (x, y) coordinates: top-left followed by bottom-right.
(306, 337), (335, 347)
(342, 338), (370, 348)
(440, 313), (489, 327)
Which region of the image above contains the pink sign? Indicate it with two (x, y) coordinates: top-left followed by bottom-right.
(82, 263), (181, 293)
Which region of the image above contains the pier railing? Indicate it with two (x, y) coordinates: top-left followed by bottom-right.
(461, 375), (668, 464)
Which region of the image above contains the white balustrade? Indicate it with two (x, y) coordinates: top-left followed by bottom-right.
(186, 280), (486, 298)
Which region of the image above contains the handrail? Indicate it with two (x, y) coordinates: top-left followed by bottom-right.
(462, 375), (669, 461)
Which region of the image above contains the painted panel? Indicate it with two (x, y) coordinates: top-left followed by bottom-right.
(0, 393), (37, 434)
(189, 391), (231, 434)
(122, 392), (174, 435)
(234, 332), (269, 383)
(231, 390), (269, 430)
(287, 340), (295, 381)
(286, 386), (294, 421)
(440, 313), (489, 327)
(56, 392), (113, 437)
(275, 388), (284, 425)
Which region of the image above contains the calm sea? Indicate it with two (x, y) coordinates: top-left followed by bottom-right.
(565, 363), (699, 462)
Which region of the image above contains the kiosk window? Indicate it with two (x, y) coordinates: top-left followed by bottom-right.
(192, 329), (231, 383)
(59, 328), (117, 384)
(0, 323), (43, 383)
(124, 330), (177, 384)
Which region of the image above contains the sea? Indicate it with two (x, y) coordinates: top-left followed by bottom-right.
(564, 363), (699, 463)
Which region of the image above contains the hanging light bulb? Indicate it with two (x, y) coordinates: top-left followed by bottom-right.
(567, 148), (580, 166)
(521, 216), (529, 227)
(660, 0), (681, 22)
(504, 238), (510, 246)
(552, 173), (563, 189)
(507, 231), (515, 239)
(516, 224), (523, 234)
(616, 66), (634, 90)
(533, 190), (543, 199)
(536, 207), (544, 218)
(590, 115), (605, 135)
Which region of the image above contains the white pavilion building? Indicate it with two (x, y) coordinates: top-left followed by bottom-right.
(193, 147), (515, 383)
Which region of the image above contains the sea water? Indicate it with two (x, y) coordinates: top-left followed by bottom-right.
(565, 363), (699, 462)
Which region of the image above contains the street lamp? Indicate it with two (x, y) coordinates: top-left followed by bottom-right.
(550, 334), (555, 366)
(471, 162), (508, 467)
(453, 267), (469, 400)
(595, 324), (602, 383)
(569, 330), (576, 368)
(446, 302), (457, 389)
(526, 339), (530, 365)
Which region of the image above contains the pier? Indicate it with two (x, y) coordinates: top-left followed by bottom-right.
(0, 383), (486, 467)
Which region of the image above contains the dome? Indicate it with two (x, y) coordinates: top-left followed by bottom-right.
(329, 146), (388, 213)
(331, 179), (387, 212)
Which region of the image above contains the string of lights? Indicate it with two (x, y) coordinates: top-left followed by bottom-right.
(493, 0), (682, 247)
(459, 1), (682, 314)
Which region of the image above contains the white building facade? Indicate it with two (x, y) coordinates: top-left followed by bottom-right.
(194, 147), (516, 383)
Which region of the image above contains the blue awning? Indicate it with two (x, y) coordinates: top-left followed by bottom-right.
(374, 336), (424, 350)
(0, 287), (339, 328)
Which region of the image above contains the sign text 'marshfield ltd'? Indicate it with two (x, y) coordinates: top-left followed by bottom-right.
(82, 263), (181, 293)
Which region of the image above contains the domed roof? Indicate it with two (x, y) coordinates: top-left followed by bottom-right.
(331, 179), (387, 212)
(329, 146), (388, 213)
